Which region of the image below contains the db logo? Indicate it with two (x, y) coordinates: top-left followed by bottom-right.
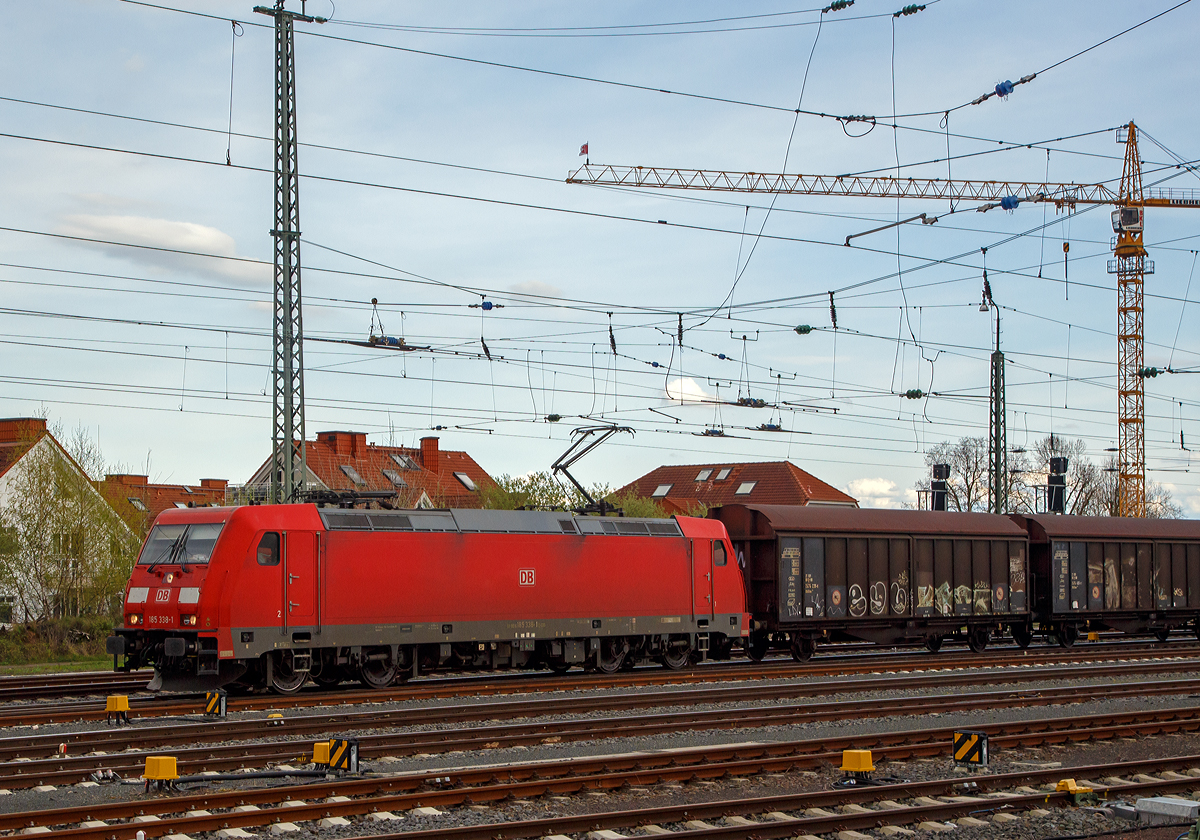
(519, 569), (535, 586)
(155, 589), (171, 603)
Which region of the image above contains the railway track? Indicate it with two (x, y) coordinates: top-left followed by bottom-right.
(5, 673), (1200, 787)
(3, 639), (1198, 703)
(6, 644), (1200, 727)
(6, 716), (1200, 838)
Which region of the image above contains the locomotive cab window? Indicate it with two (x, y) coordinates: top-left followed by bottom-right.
(137, 522), (225, 566)
(713, 541), (727, 566)
(256, 532), (281, 566)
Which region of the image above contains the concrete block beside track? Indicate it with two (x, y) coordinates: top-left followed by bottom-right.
(1136, 796), (1200, 824)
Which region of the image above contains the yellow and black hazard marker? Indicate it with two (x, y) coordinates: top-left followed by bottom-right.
(328, 738), (359, 773)
(952, 730), (988, 767)
(203, 689), (227, 719)
(313, 738), (360, 774)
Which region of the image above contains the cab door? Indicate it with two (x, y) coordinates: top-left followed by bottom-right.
(692, 540), (715, 619)
(284, 531), (317, 627)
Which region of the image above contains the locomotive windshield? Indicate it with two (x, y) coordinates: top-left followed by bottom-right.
(137, 522), (224, 566)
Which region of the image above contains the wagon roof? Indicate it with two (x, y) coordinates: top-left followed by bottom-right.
(716, 504), (1027, 538)
(1021, 514), (1200, 541)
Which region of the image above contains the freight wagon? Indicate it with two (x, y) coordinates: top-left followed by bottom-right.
(711, 504), (1032, 659)
(1023, 514), (1200, 646)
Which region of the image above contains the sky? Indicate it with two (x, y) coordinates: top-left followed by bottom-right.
(1, 1), (1198, 514)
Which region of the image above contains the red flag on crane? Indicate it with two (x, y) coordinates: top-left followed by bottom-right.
(579, 142), (588, 156)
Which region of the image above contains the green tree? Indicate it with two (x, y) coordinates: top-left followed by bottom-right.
(0, 421), (138, 621)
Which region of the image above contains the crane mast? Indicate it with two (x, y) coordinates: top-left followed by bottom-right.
(567, 122), (1200, 516)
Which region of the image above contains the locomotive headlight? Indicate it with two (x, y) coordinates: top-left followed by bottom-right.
(181, 615), (197, 626)
(127, 614), (142, 625)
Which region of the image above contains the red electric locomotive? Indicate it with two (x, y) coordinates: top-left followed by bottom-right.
(106, 505), (749, 693)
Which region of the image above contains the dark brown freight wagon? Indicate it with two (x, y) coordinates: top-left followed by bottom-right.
(1021, 514), (1200, 647)
(712, 504), (1033, 660)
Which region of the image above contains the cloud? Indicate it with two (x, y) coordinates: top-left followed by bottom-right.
(508, 280), (563, 299)
(665, 377), (710, 404)
(57, 214), (269, 287)
(844, 477), (914, 509)
(124, 54), (145, 73)
(1183, 493), (1200, 517)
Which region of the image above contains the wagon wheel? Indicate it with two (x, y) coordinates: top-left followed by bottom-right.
(745, 630), (770, 663)
(1154, 627), (1170, 643)
(967, 627), (990, 654)
(358, 646), (398, 690)
(594, 638), (627, 675)
(1055, 624), (1078, 649)
(1011, 623), (1033, 650)
(790, 635), (815, 663)
(924, 635), (943, 654)
(660, 635), (692, 670)
(268, 650), (307, 695)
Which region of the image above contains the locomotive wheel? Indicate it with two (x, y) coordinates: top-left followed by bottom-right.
(1011, 624), (1033, 649)
(660, 635), (692, 670)
(790, 636), (815, 663)
(924, 635), (943, 654)
(967, 628), (990, 654)
(594, 638), (627, 675)
(1055, 624), (1078, 648)
(268, 650), (307, 695)
(358, 646), (397, 690)
(746, 630), (769, 662)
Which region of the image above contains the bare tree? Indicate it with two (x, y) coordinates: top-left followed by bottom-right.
(916, 437), (990, 512)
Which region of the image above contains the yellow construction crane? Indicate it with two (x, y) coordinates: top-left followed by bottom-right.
(567, 122), (1199, 516)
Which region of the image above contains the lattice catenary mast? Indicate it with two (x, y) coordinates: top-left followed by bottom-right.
(254, 1), (325, 504)
(567, 122), (1200, 516)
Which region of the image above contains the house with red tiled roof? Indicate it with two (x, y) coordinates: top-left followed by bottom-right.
(244, 432), (494, 508)
(0, 418), (138, 623)
(616, 461), (858, 515)
(99, 474), (229, 536)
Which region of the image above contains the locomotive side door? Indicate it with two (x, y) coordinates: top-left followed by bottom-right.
(692, 540), (715, 619)
(283, 531), (317, 628)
